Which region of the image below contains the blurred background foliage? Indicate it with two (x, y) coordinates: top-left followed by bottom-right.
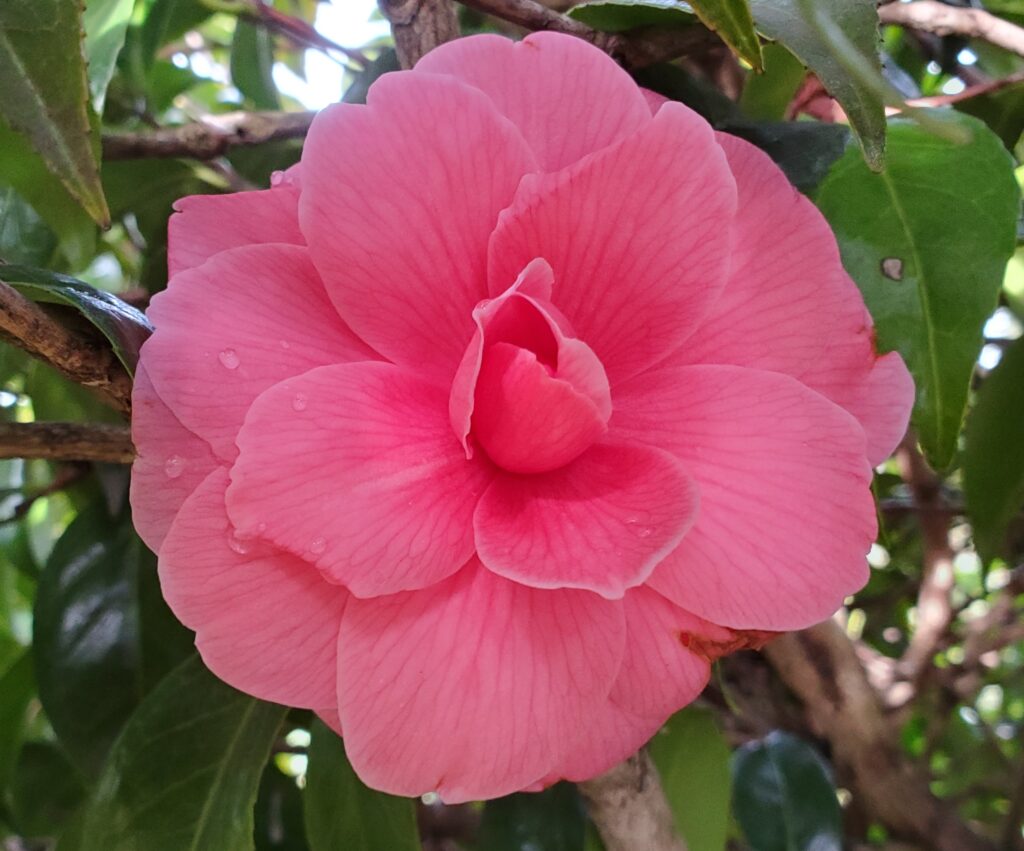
(0, 0), (1023, 849)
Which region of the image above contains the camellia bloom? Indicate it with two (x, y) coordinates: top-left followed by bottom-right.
(131, 32), (914, 801)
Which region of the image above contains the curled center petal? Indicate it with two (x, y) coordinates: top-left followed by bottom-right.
(449, 258), (612, 474)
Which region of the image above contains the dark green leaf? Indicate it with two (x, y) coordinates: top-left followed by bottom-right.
(739, 42), (804, 120)
(749, 0), (886, 170)
(231, 19), (281, 110)
(76, 656), (286, 851)
(10, 741), (87, 838)
(732, 731), (841, 851)
(0, 186), (59, 267)
(0, 652), (35, 792)
(478, 783), (585, 851)
(956, 82), (1024, 151)
(254, 763), (308, 851)
(963, 337), (1024, 560)
(83, 0), (135, 111)
(815, 113), (1020, 468)
(689, 0), (762, 69)
(649, 708), (730, 851)
(567, 0), (697, 32)
(0, 264), (152, 373)
(344, 48), (400, 104)
(634, 63), (742, 127)
(0, 0), (109, 225)
(304, 719), (419, 851)
(725, 120), (851, 193)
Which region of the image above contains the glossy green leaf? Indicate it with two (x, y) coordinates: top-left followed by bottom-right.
(0, 264), (152, 373)
(83, 0), (134, 112)
(10, 741), (87, 838)
(33, 507), (145, 775)
(689, 0), (762, 69)
(303, 719), (419, 851)
(964, 337), (1024, 560)
(0, 652), (35, 792)
(0, 0), (109, 225)
(254, 763), (307, 851)
(732, 731), (841, 851)
(478, 783), (585, 851)
(649, 708), (730, 851)
(567, 0), (696, 32)
(739, 42), (804, 120)
(75, 656), (286, 851)
(749, 0), (886, 170)
(0, 186), (59, 267)
(815, 114), (1020, 468)
(231, 19), (280, 110)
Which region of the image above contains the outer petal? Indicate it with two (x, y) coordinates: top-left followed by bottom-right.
(168, 171), (303, 277)
(415, 32), (652, 172)
(613, 365), (875, 630)
(488, 103), (736, 383)
(129, 363), (218, 552)
(336, 560), (626, 801)
(668, 134), (912, 464)
(144, 243), (374, 460)
(227, 362), (491, 597)
(160, 468), (346, 708)
(474, 443), (698, 598)
(299, 72), (538, 378)
(607, 587), (710, 720)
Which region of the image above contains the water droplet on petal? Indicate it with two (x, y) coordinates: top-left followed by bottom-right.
(309, 536), (326, 555)
(218, 348), (240, 369)
(636, 526), (654, 539)
(270, 170), (286, 187)
(164, 455), (185, 479)
(292, 393), (308, 412)
(227, 529), (252, 555)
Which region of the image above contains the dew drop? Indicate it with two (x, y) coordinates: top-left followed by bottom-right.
(309, 536), (326, 555)
(227, 530), (252, 555)
(292, 392), (308, 412)
(164, 455), (185, 479)
(636, 526), (654, 539)
(270, 170), (286, 187)
(218, 348), (240, 369)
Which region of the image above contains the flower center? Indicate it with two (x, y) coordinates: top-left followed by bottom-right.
(449, 259), (611, 474)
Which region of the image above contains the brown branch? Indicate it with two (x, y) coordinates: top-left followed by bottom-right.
(0, 281), (132, 416)
(0, 422), (134, 464)
(457, 0), (718, 69)
(895, 70), (1024, 110)
(378, 0), (460, 68)
(102, 111), (316, 160)
(577, 751), (687, 851)
(764, 622), (996, 851)
(243, 1), (369, 66)
(879, 0), (1024, 58)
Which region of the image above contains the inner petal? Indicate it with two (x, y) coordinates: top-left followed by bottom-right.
(449, 259), (612, 475)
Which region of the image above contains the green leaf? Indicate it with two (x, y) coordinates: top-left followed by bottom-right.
(649, 708), (730, 851)
(748, 0), (886, 170)
(732, 731), (841, 851)
(815, 114), (1020, 468)
(254, 763), (308, 851)
(0, 652), (35, 793)
(231, 19), (280, 110)
(726, 120), (850, 193)
(963, 337), (1024, 560)
(0, 0), (109, 225)
(689, 0), (762, 69)
(0, 186), (59, 267)
(84, 0), (134, 112)
(303, 719), (419, 851)
(33, 507), (177, 776)
(739, 42), (804, 120)
(0, 264), (152, 374)
(140, 0), (214, 65)
(567, 0), (697, 33)
(10, 741), (87, 838)
(75, 656), (286, 851)
(478, 783), (585, 851)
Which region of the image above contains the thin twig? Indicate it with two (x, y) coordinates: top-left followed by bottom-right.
(243, 1), (370, 67)
(898, 70), (1024, 110)
(0, 281), (132, 416)
(879, 0), (1024, 58)
(379, 0), (460, 68)
(577, 751), (687, 851)
(102, 111), (316, 160)
(0, 422), (134, 464)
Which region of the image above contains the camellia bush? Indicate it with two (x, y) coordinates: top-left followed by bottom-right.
(1, 1), (1023, 850)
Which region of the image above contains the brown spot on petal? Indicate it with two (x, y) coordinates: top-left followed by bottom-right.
(679, 628), (780, 663)
(881, 257), (904, 281)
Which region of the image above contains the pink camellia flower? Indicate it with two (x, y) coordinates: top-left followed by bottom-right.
(131, 32), (914, 801)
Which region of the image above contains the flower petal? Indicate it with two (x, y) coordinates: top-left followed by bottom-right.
(129, 362), (218, 553)
(160, 468), (346, 708)
(613, 365), (875, 630)
(144, 243), (374, 461)
(168, 170), (303, 277)
(415, 32), (651, 172)
(545, 702), (662, 784)
(607, 587), (710, 719)
(336, 560), (625, 801)
(488, 103), (736, 383)
(668, 133), (912, 464)
(299, 71), (538, 378)
(227, 362), (491, 597)
(474, 442), (698, 598)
